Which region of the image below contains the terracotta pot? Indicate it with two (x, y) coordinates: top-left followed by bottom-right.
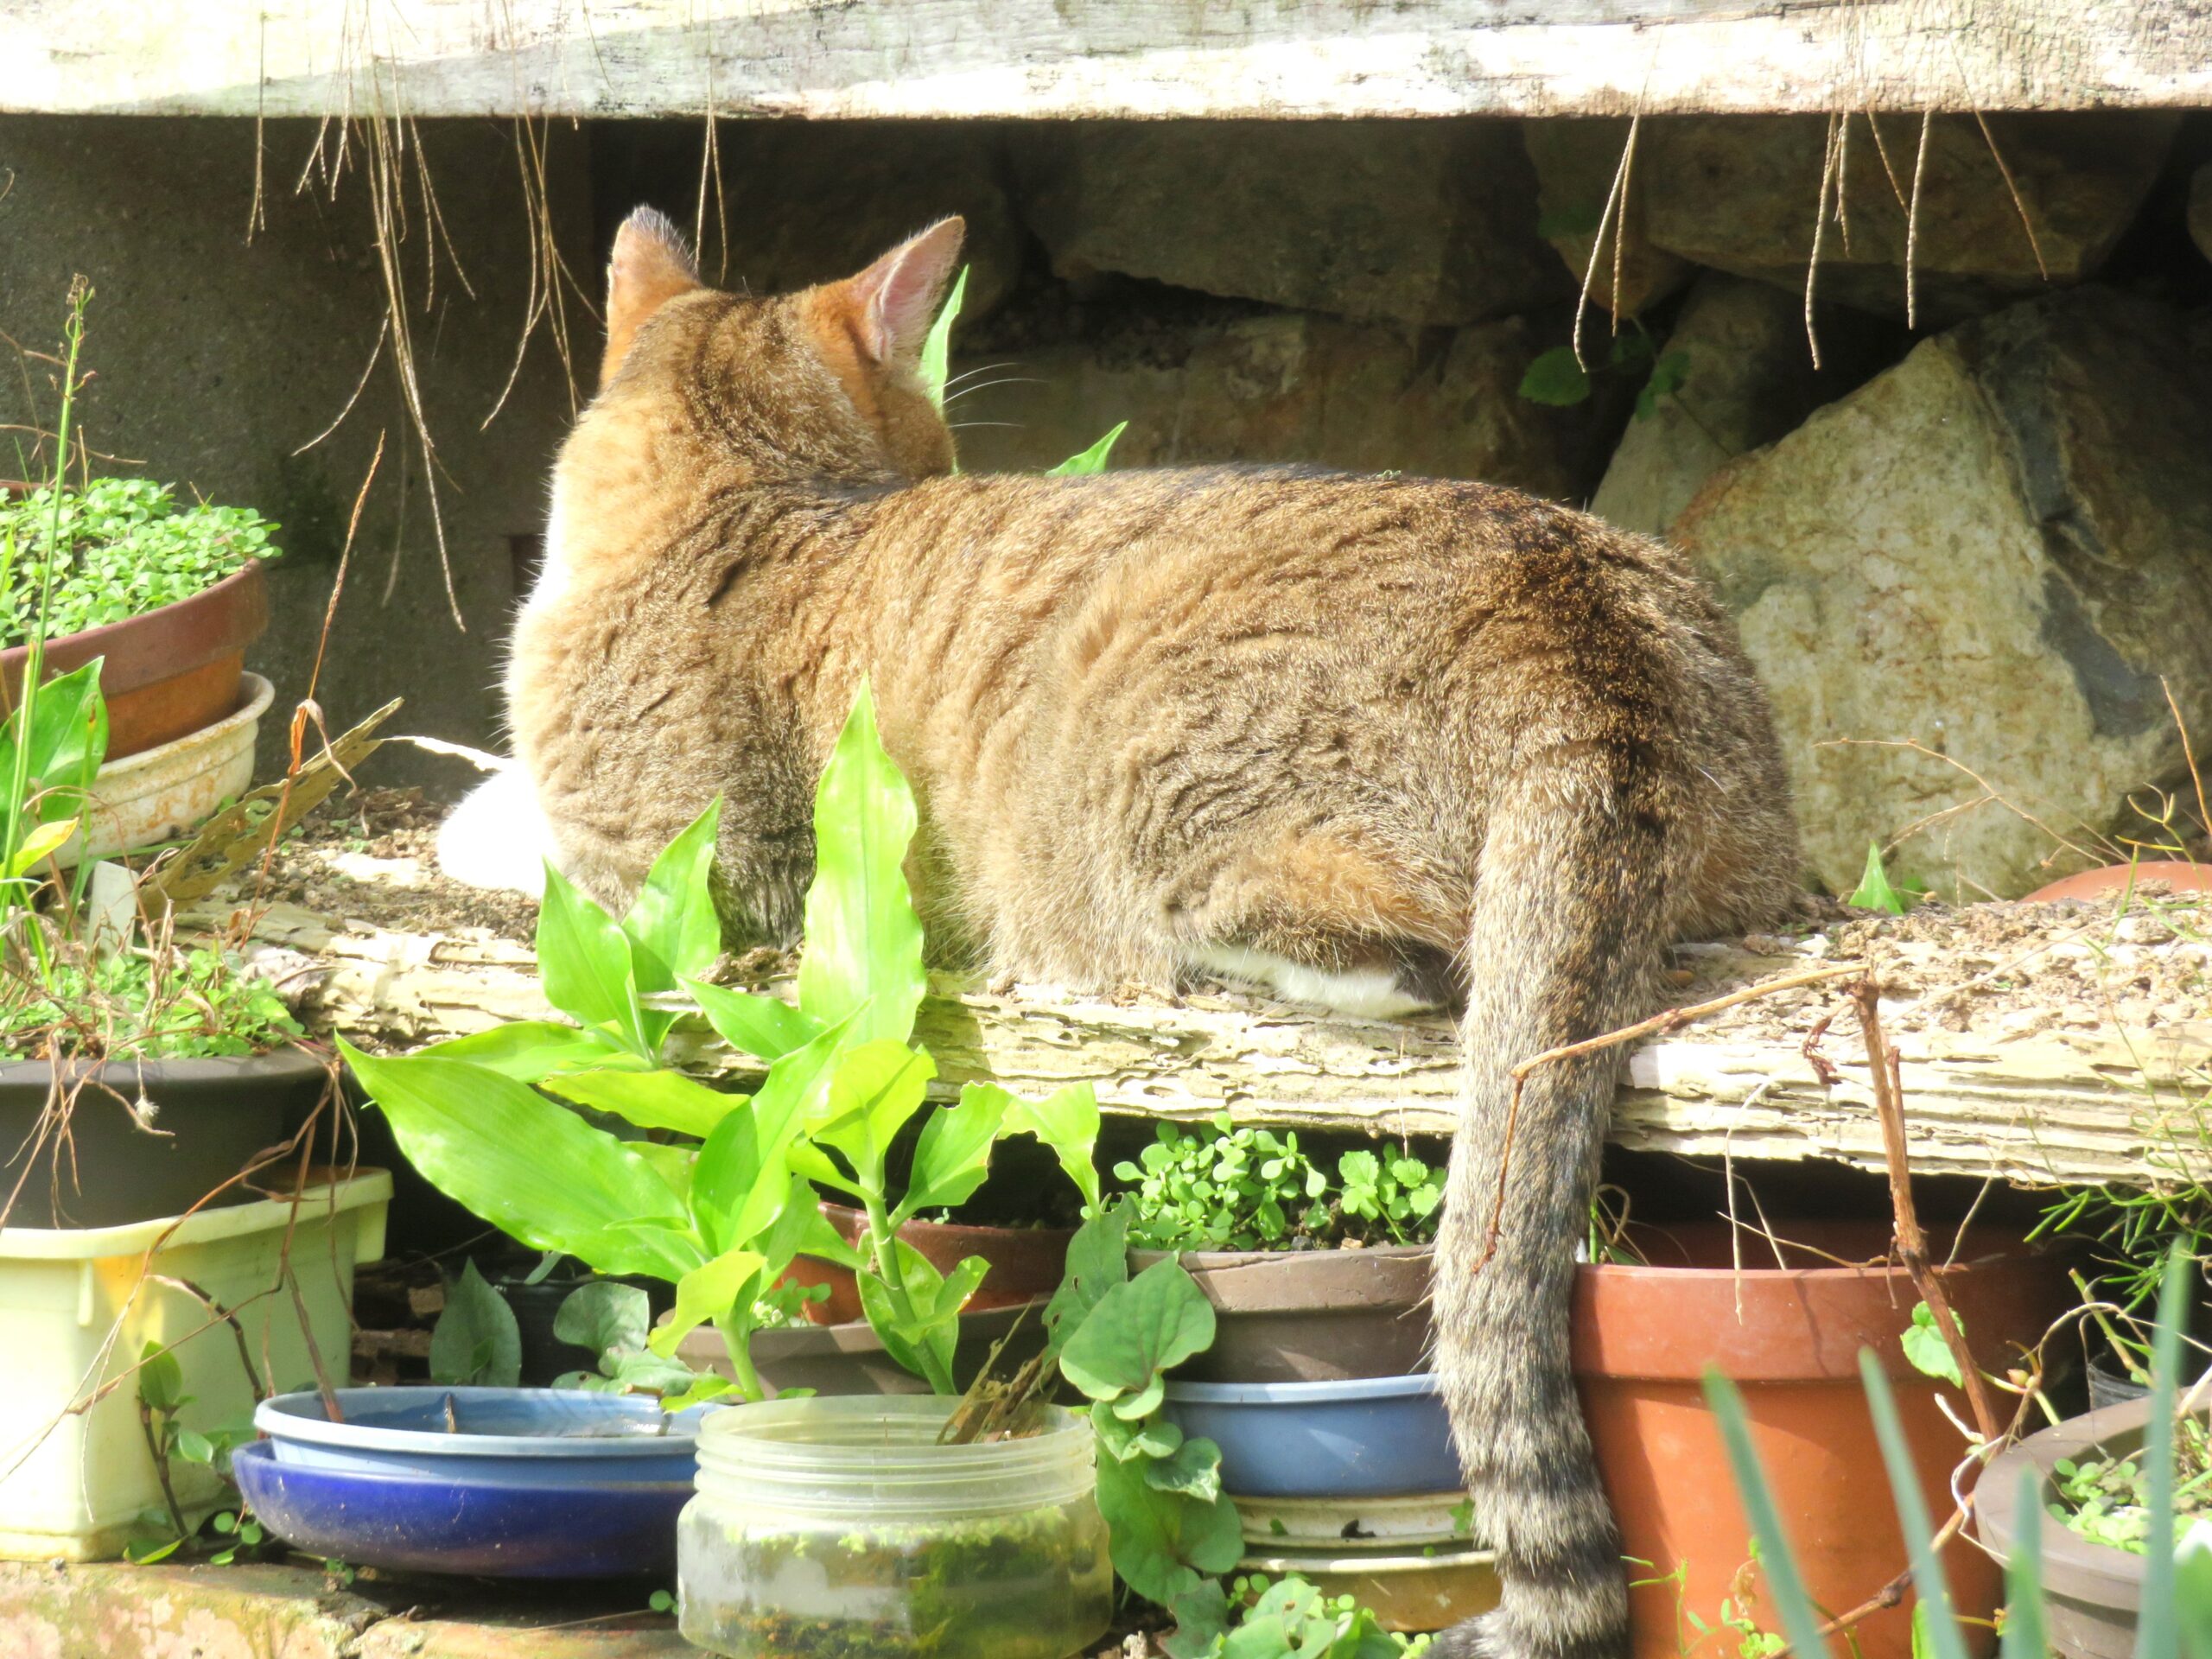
(783, 1203), (1076, 1325)
(1572, 1224), (2066, 1659)
(0, 562), (268, 761)
(1977, 1395), (2167, 1659)
(676, 1299), (1049, 1397)
(2024, 861), (2212, 902)
(1131, 1243), (1433, 1382)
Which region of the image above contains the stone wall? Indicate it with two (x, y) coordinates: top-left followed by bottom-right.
(7, 111), (2210, 896)
(0, 116), (592, 790)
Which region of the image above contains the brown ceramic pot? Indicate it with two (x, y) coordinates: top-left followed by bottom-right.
(2024, 861), (2212, 903)
(1572, 1224), (2066, 1659)
(676, 1299), (1049, 1397)
(1131, 1243), (1434, 1382)
(1976, 1395), (2164, 1659)
(0, 562), (268, 760)
(782, 1203), (1077, 1325)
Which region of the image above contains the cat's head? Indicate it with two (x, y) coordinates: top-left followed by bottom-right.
(592, 207), (963, 485)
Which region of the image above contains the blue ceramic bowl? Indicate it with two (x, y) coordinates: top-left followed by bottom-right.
(232, 1440), (689, 1578)
(254, 1388), (706, 1484)
(1160, 1371), (1462, 1497)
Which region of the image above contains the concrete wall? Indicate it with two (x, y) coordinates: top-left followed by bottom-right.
(0, 116), (592, 793)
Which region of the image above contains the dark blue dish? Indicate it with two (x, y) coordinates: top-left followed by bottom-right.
(232, 1439), (691, 1578)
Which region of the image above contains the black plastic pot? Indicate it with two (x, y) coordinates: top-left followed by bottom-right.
(0, 1046), (332, 1228)
(1978, 1395), (2170, 1659)
(496, 1269), (677, 1387)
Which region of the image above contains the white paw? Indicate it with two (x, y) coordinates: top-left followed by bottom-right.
(435, 769), (550, 899)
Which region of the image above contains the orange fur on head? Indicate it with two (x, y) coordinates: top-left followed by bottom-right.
(601, 207), (702, 388)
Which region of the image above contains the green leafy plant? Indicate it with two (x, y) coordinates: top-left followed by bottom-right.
(346, 683), (1100, 1402)
(1116, 1115), (1442, 1252)
(921, 267), (1125, 476)
(1192, 1573), (1429, 1658)
(1517, 331), (1688, 423)
(125, 1338), (262, 1566)
(0, 479), (280, 648)
(1848, 842), (1927, 915)
(429, 1260), (524, 1389)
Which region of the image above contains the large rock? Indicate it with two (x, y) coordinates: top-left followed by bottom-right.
(1522, 118), (1694, 320)
(1012, 121), (1569, 326)
(1590, 275), (1906, 537)
(591, 119), (1026, 318)
(1669, 288), (2212, 899)
(1527, 113), (2177, 322)
(2191, 162), (2212, 267)
(952, 308), (1621, 503)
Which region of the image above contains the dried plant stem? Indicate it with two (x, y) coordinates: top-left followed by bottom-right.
(1476, 962), (1866, 1268)
(137, 1396), (188, 1539)
(1572, 114), (1640, 372)
(1904, 111), (1933, 329)
(1853, 976), (2004, 1445)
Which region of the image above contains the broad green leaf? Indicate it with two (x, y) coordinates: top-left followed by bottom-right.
(2139, 1245), (2193, 1659)
(919, 266), (969, 410)
(1704, 1370), (1832, 1659)
(685, 976), (818, 1061)
(1095, 1409), (1183, 1464)
(895, 1084), (1011, 1224)
(172, 1427), (216, 1466)
(632, 1141), (696, 1207)
(809, 1040), (935, 1193)
(544, 1068), (741, 1140)
(137, 1340), (184, 1414)
(1043, 1202), (1131, 1364)
(1860, 1352), (1970, 1659)
(429, 1261), (522, 1388)
(650, 1247), (766, 1360)
(1059, 1257), (1216, 1418)
(855, 1238), (978, 1390)
(662, 1373), (739, 1411)
(857, 1248), (941, 1387)
(1517, 345), (1591, 407)
(798, 684), (926, 1046)
(552, 1281), (652, 1357)
(1046, 422), (1128, 478)
(422, 1021), (635, 1082)
(623, 800), (725, 1037)
(1849, 842), (1910, 915)
(538, 863), (647, 1052)
(2172, 1516), (2212, 1659)
(14, 659), (109, 810)
(1899, 1301), (1964, 1387)
(1093, 1449), (1243, 1605)
(6, 815), (75, 877)
(692, 1016), (855, 1252)
(343, 1044), (698, 1280)
(1142, 1435), (1224, 1503)
(758, 1171), (855, 1274)
(1001, 1081), (1102, 1213)
(605, 1347), (703, 1395)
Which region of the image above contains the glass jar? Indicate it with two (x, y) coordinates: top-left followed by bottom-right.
(677, 1395), (1112, 1659)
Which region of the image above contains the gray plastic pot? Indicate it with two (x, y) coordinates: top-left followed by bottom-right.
(1131, 1243), (1433, 1382)
(1978, 1395), (2168, 1659)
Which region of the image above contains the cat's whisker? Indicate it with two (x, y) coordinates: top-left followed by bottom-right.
(944, 377), (1045, 407)
(940, 360), (1020, 391)
(949, 421), (1023, 431)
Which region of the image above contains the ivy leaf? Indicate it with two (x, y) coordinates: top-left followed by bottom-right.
(1059, 1258), (1215, 1418)
(1043, 1202), (1131, 1365)
(553, 1281), (652, 1357)
(1143, 1435), (1226, 1504)
(1094, 1451), (1243, 1605)
(1901, 1300), (1965, 1387)
(429, 1261), (523, 1389)
(1517, 346), (1592, 407)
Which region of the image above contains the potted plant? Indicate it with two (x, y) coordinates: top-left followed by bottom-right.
(0, 289), (381, 1565)
(1573, 1220), (2068, 1659)
(1120, 1114), (1442, 1382)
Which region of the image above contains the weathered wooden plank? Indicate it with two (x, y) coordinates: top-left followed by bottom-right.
(215, 897), (2212, 1192)
(5, 0), (2209, 120)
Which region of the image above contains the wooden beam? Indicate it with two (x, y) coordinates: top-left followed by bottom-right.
(5, 1), (2209, 121)
(217, 896), (2212, 1192)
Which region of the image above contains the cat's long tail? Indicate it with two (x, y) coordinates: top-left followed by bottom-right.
(1431, 747), (1674, 1659)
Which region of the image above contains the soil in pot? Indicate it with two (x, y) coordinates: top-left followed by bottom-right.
(1131, 1243), (1433, 1382)
(0, 1045), (332, 1228)
(783, 1203), (1076, 1326)
(1573, 1221), (2068, 1659)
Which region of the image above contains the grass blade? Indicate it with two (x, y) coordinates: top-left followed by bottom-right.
(1998, 1463), (2045, 1659)
(2136, 1245), (2192, 1659)
(1703, 1370), (1833, 1659)
(1858, 1349), (1970, 1659)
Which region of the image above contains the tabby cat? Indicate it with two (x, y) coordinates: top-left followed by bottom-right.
(506, 207), (1801, 1659)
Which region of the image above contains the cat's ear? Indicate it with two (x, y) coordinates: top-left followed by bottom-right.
(841, 217), (966, 368)
(601, 207), (700, 388)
